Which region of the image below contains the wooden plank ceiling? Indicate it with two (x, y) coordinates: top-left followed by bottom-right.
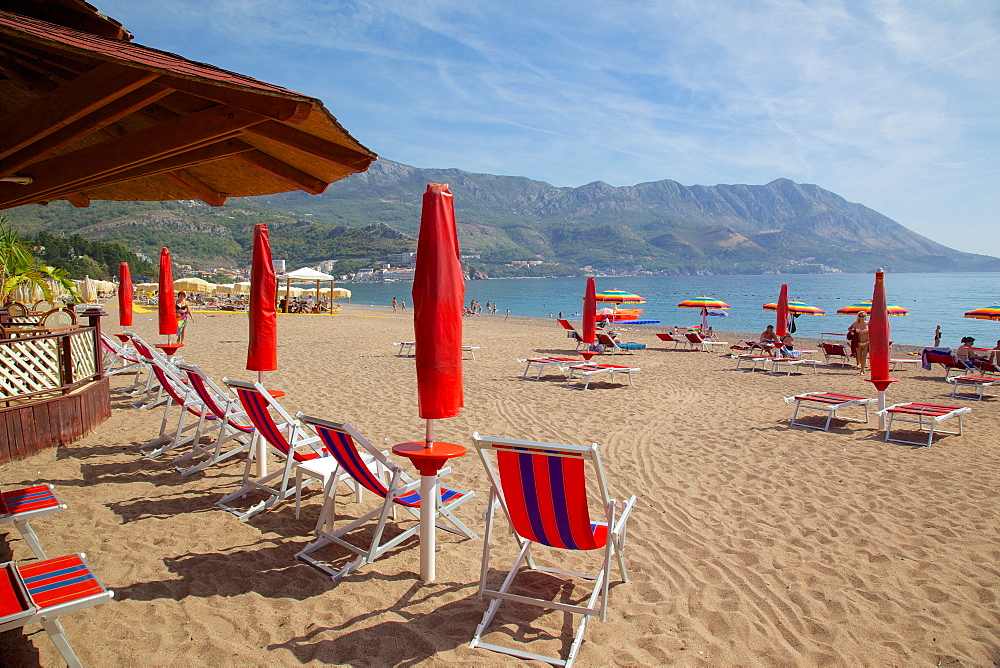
(0, 6), (377, 209)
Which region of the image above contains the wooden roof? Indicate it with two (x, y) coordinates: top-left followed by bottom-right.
(0, 8), (377, 209)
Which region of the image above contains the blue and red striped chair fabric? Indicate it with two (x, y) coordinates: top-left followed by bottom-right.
(186, 371), (252, 433)
(234, 387), (323, 461)
(1, 486), (60, 517)
(18, 554), (105, 611)
(496, 448), (606, 550)
(316, 427), (464, 508)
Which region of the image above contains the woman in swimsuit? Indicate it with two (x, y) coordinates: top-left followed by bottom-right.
(848, 313), (869, 374)
(175, 290), (193, 343)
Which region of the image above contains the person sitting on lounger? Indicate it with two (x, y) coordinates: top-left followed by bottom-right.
(759, 325), (777, 343)
(777, 334), (802, 358)
(955, 337), (987, 362)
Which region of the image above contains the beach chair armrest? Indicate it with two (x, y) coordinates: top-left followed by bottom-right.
(612, 495), (637, 535)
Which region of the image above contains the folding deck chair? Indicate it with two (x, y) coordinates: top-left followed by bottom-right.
(170, 364), (255, 476)
(293, 415), (477, 580)
(100, 333), (142, 380)
(135, 353), (211, 459)
(0, 553), (114, 668)
(557, 319), (586, 350)
(821, 342), (853, 367)
(1, 484), (66, 559)
(216, 380), (366, 520)
(127, 334), (184, 409)
(469, 434), (636, 667)
(596, 332), (645, 355)
(946, 374), (1000, 400)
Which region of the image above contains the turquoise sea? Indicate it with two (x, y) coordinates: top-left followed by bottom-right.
(343, 273), (1000, 347)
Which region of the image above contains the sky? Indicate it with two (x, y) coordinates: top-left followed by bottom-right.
(96, 1), (1000, 256)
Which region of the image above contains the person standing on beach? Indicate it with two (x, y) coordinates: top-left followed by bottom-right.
(392, 297), (397, 313)
(848, 313), (870, 374)
(401, 299), (406, 311)
(934, 325), (941, 347)
(175, 291), (193, 344)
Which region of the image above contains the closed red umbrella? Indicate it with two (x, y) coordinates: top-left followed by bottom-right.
(866, 269), (897, 427)
(583, 276), (596, 345)
(118, 262), (133, 328)
(246, 223), (278, 378)
(398, 183), (466, 583)
(775, 283), (789, 338)
(413, 183), (464, 423)
(157, 247), (176, 339)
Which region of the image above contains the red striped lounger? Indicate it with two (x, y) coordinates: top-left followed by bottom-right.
(519, 356), (584, 380)
(784, 392), (876, 431)
(877, 403), (971, 447)
(946, 375), (1000, 401)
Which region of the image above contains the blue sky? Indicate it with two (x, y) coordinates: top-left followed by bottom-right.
(97, 1), (1000, 256)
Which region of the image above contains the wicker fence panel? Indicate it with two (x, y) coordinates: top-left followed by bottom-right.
(69, 329), (96, 377)
(0, 337), (61, 397)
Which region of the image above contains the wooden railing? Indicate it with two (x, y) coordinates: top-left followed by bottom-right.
(0, 309), (105, 405)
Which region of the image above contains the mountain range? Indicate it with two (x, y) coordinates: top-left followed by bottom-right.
(4, 159), (998, 277)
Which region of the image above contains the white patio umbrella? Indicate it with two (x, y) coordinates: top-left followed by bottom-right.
(277, 267), (337, 313)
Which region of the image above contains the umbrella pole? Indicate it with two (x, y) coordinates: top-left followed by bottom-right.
(878, 390), (886, 430)
(420, 418), (437, 582)
(256, 369), (268, 477)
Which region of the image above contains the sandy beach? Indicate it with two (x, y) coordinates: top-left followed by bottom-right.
(2, 304), (999, 666)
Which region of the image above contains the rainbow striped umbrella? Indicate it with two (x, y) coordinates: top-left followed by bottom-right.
(836, 301), (908, 316)
(679, 296), (730, 331)
(762, 300), (825, 315)
(677, 296), (730, 310)
(595, 290), (645, 304)
(964, 305), (1000, 321)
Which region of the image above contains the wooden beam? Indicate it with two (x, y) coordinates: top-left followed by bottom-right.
(21, 139), (255, 204)
(0, 54), (58, 93)
(0, 44), (80, 81)
(232, 150), (328, 195)
(0, 64), (160, 161)
(0, 41), (94, 75)
(0, 106), (267, 208)
(64, 192), (90, 208)
(244, 121), (374, 171)
(158, 76), (313, 123)
(164, 169), (226, 206)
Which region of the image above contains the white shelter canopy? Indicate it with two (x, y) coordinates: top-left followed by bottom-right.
(279, 267), (337, 281)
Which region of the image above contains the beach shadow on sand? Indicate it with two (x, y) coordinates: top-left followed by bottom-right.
(266, 570), (604, 665)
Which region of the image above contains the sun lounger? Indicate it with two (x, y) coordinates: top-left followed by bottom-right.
(878, 402), (970, 447)
(946, 375), (1000, 400)
(0, 554), (114, 668)
(968, 358), (1000, 375)
(921, 348), (972, 378)
(563, 363), (639, 390)
(684, 332), (729, 352)
(596, 332), (645, 355)
(517, 356), (583, 380)
(469, 434), (636, 667)
(735, 354), (775, 372)
(784, 392), (876, 431)
(1, 484), (65, 559)
(890, 357), (920, 371)
(655, 332), (685, 349)
(394, 342), (480, 359)
(769, 357), (819, 375)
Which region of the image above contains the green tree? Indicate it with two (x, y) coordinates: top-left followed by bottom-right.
(0, 217), (78, 303)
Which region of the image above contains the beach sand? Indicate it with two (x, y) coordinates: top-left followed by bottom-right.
(2, 305), (999, 666)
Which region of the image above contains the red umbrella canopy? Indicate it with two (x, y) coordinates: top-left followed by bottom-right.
(867, 269), (896, 391)
(118, 261), (133, 327)
(247, 223), (278, 372)
(413, 184), (464, 419)
(583, 276), (597, 345)
(157, 247), (176, 336)
(776, 283), (789, 338)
